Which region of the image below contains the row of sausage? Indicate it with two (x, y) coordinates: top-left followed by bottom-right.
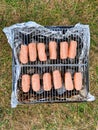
(19, 40), (77, 64)
(21, 70), (82, 93)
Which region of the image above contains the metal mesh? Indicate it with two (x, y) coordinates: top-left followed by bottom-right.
(12, 26), (89, 104)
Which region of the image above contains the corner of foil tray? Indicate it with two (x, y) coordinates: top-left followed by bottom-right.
(86, 93), (95, 102)
(11, 91), (18, 108)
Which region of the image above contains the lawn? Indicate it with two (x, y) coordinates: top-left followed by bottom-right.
(0, 0), (98, 130)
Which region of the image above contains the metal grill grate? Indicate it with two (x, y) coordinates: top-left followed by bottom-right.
(12, 26), (89, 104)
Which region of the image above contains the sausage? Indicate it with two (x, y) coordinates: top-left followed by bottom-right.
(19, 44), (28, 64)
(68, 40), (77, 59)
(22, 74), (30, 92)
(65, 72), (74, 90)
(53, 70), (62, 89)
(37, 43), (47, 61)
(32, 74), (40, 92)
(74, 72), (82, 90)
(43, 73), (52, 91)
(28, 43), (37, 62)
(49, 41), (57, 59)
(60, 41), (68, 59)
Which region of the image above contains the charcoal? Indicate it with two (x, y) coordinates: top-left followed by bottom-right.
(56, 85), (66, 95)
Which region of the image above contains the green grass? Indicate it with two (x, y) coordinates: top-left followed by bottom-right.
(0, 0), (98, 130)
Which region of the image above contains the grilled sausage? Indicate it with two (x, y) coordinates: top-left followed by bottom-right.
(43, 73), (52, 91)
(37, 43), (47, 61)
(32, 74), (40, 92)
(49, 41), (57, 59)
(65, 72), (74, 90)
(22, 74), (30, 92)
(74, 72), (82, 90)
(28, 43), (37, 62)
(53, 70), (62, 89)
(68, 40), (77, 59)
(19, 44), (28, 64)
(60, 41), (68, 59)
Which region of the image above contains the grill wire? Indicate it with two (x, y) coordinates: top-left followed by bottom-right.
(13, 26), (88, 104)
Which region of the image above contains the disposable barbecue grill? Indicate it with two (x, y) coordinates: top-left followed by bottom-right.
(3, 22), (95, 108)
